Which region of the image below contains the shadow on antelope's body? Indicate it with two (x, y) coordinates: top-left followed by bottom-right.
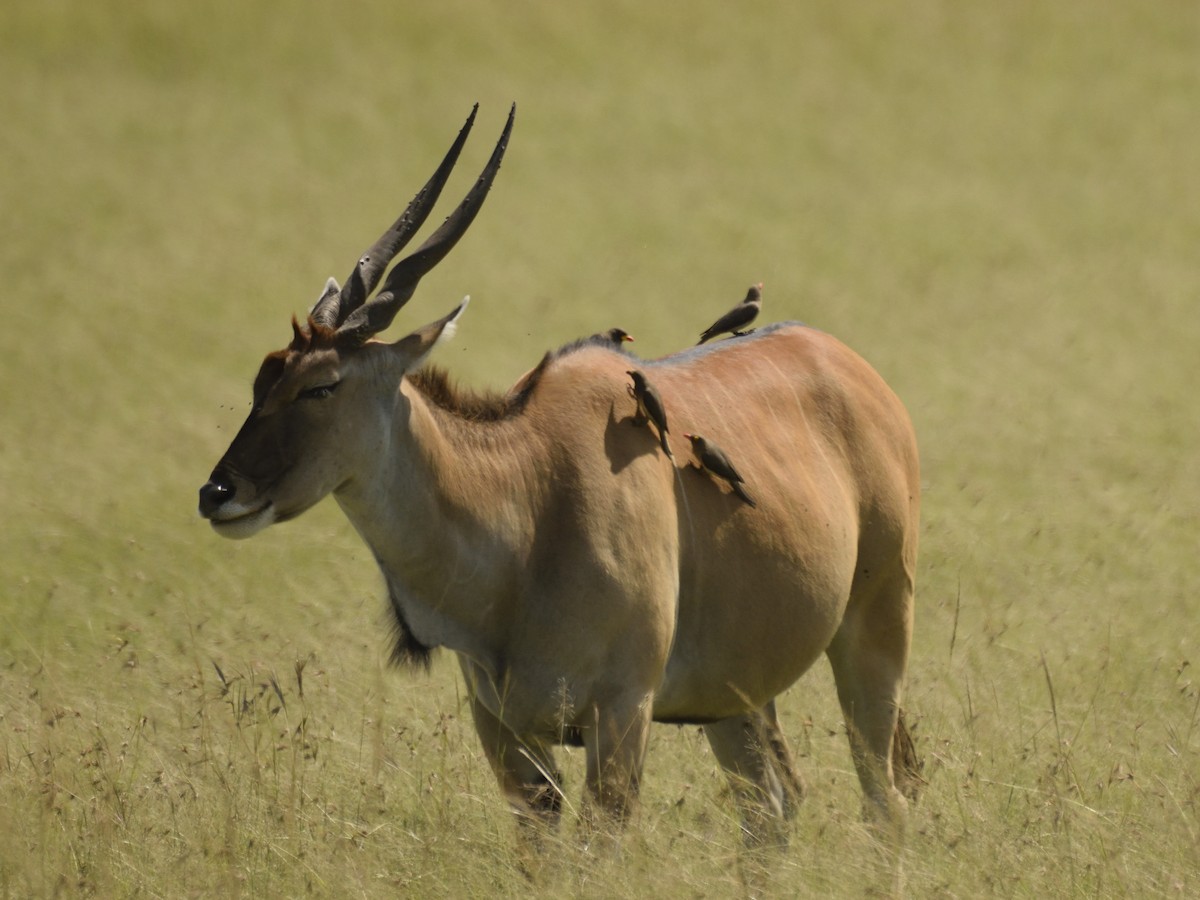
(197, 105), (922, 856)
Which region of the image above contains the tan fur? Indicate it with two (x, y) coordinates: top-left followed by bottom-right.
(203, 318), (920, 846)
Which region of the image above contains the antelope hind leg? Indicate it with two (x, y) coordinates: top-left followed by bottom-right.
(825, 566), (914, 845)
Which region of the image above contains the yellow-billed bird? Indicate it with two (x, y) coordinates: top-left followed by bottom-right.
(595, 327), (634, 346)
(698, 283), (762, 344)
(627, 369), (674, 460)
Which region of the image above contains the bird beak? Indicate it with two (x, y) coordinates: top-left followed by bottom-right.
(623, 334), (634, 342)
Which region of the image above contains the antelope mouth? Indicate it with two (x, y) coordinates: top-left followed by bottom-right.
(207, 502), (277, 540)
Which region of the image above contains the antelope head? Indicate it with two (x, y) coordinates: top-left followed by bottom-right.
(198, 105), (514, 539)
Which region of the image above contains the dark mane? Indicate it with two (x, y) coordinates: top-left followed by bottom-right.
(377, 557), (434, 671)
(408, 334), (636, 422)
(409, 358), (548, 422)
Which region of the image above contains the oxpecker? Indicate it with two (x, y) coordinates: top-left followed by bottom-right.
(627, 369), (674, 460)
(697, 283), (763, 344)
(684, 432), (757, 507)
(595, 327), (635, 346)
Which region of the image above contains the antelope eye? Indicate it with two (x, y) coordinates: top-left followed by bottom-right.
(299, 382), (339, 401)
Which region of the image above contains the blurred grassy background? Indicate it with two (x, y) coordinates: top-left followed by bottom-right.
(1, 1), (1197, 896)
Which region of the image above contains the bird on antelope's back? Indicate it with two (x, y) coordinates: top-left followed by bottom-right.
(698, 283), (763, 345)
(684, 432), (756, 507)
(627, 369), (674, 460)
(595, 327), (634, 347)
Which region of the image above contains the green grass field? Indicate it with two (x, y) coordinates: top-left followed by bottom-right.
(2, 1), (1197, 896)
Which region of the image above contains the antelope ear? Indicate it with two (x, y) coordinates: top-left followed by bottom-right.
(389, 296), (470, 371)
(309, 277), (341, 315)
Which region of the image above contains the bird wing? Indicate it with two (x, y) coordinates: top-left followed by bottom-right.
(704, 447), (745, 483)
(642, 387), (669, 430)
(700, 301), (759, 340)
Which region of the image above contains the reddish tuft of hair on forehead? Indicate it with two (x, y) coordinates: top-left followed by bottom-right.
(288, 316), (339, 353)
(251, 318), (341, 408)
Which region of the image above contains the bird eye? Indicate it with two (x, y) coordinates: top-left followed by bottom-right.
(300, 382), (339, 400)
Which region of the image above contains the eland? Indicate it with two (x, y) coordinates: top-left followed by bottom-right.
(197, 104), (922, 850)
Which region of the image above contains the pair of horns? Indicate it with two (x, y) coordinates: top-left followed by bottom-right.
(310, 103), (515, 345)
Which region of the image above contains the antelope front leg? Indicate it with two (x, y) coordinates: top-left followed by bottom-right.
(468, 696), (563, 836)
(580, 692), (653, 842)
(704, 710), (791, 850)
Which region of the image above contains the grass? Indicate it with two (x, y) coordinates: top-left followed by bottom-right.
(2, 0), (1198, 896)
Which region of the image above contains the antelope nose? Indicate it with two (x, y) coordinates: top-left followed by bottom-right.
(198, 477), (235, 518)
